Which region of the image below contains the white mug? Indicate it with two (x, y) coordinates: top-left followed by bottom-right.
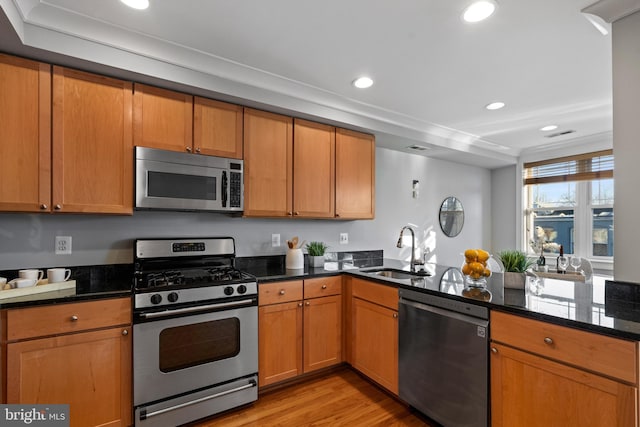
(9, 278), (37, 288)
(47, 268), (72, 283)
(19, 269), (44, 282)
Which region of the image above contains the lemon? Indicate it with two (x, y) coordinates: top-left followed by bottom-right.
(464, 249), (478, 263)
(477, 249), (490, 263)
(461, 263), (472, 275)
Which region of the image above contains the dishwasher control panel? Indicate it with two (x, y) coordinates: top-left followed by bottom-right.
(399, 288), (489, 319)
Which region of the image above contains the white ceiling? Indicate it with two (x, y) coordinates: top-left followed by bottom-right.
(1, 0), (615, 168)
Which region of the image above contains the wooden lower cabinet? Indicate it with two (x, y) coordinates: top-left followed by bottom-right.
(351, 297), (398, 394)
(258, 300), (303, 386)
(303, 294), (342, 372)
(491, 311), (638, 427)
(348, 278), (398, 395)
(258, 278), (342, 387)
(491, 343), (637, 427)
(3, 297), (132, 427)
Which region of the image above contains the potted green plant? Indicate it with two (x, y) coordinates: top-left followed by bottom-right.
(306, 241), (328, 268)
(498, 250), (535, 289)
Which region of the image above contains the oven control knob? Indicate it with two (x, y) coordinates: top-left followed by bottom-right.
(150, 294), (162, 305)
(167, 292), (179, 303)
(237, 285), (247, 294)
(224, 286), (234, 296)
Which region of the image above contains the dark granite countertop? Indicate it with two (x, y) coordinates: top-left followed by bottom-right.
(0, 264), (132, 309)
(246, 257), (640, 342)
(2, 254), (639, 343)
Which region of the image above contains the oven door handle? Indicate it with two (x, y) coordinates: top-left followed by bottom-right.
(140, 379), (257, 420)
(138, 298), (256, 319)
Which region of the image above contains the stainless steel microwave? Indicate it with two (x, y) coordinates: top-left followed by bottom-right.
(135, 147), (243, 212)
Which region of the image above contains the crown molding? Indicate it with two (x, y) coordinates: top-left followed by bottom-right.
(582, 0), (640, 23)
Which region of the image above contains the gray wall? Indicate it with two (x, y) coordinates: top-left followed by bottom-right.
(490, 165), (517, 253)
(0, 147), (491, 270)
(612, 11), (640, 282)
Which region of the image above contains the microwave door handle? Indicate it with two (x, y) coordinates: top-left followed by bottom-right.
(221, 171), (228, 207)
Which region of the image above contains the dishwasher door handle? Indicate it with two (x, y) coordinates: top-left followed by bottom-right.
(399, 298), (489, 328)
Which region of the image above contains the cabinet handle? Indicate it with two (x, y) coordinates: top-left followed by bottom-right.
(298, 302), (303, 307)
(279, 290), (285, 295)
(40, 204), (48, 210)
(287, 212), (293, 216)
(393, 313), (398, 318)
(195, 147), (201, 153)
(122, 329), (129, 336)
(335, 213), (340, 218)
(54, 204), (62, 210)
(321, 285), (327, 289)
(294, 211), (299, 216)
(70, 315), (78, 321)
(544, 337), (554, 345)
(305, 301), (310, 306)
(491, 347), (498, 353)
(186, 147), (192, 152)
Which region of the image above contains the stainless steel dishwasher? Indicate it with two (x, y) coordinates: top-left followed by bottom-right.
(399, 288), (489, 427)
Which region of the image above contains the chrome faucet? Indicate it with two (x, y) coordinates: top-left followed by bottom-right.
(397, 226), (423, 273)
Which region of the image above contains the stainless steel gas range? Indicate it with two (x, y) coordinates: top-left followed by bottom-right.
(132, 237), (257, 427)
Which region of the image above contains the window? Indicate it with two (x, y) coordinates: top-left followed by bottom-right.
(524, 150), (613, 260)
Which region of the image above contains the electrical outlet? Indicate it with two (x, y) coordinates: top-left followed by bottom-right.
(55, 236), (72, 255)
(340, 233), (349, 245)
(271, 234), (280, 247)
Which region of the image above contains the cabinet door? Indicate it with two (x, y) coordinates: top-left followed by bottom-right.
(491, 343), (637, 427)
(243, 108), (293, 217)
(303, 295), (342, 373)
(194, 97), (243, 158)
(7, 326), (132, 427)
(133, 83), (193, 152)
(293, 119), (335, 218)
(335, 129), (375, 219)
(52, 67), (133, 214)
(352, 297), (398, 394)
(258, 300), (302, 387)
(0, 54), (51, 212)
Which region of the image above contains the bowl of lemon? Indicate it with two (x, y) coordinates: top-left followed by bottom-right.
(461, 248), (491, 287)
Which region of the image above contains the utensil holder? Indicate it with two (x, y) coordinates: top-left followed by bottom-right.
(286, 248), (304, 269)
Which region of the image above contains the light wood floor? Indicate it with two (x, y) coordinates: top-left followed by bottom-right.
(189, 368), (435, 427)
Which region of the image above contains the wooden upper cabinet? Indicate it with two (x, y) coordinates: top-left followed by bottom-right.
(194, 97), (243, 158)
(133, 83), (193, 152)
(293, 119), (335, 218)
(0, 54), (51, 213)
(243, 108), (293, 217)
(52, 67), (133, 214)
(336, 128), (375, 219)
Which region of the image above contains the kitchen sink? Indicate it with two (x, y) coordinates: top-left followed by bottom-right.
(360, 268), (430, 279)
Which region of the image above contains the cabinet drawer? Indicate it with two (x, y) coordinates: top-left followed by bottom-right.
(304, 276), (341, 299)
(352, 278), (398, 310)
(491, 311), (637, 384)
(7, 297), (131, 341)
(259, 280), (303, 306)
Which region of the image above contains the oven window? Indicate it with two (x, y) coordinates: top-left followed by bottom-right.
(148, 171), (216, 200)
(158, 318), (240, 372)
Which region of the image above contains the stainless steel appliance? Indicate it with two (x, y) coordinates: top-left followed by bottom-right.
(133, 237), (257, 427)
(399, 288), (489, 427)
(135, 146), (243, 212)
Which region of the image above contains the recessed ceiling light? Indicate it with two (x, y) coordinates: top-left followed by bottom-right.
(485, 101), (505, 110)
(121, 0), (149, 10)
(463, 1), (497, 23)
(540, 125), (558, 132)
(352, 77), (374, 89)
